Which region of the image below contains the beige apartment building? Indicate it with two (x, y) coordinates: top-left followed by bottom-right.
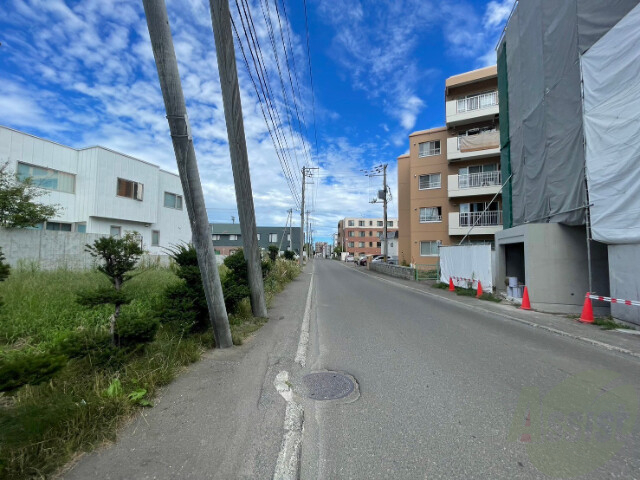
(398, 66), (502, 265)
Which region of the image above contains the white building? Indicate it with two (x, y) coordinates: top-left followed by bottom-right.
(0, 126), (191, 253)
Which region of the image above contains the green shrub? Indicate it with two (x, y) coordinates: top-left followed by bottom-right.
(51, 329), (112, 359)
(115, 312), (159, 347)
(268, 245), (279, 262)
(0, 351), (67, 392)
(157, 245), (209, 333)
(283, 250), (295, 261)
(222, 277), (251, 313)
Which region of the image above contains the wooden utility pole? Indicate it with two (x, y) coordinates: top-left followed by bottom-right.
(209, 0), (267, 318)
(299, 166), (305, 266)
(142, 0), (232, 348)
(383, 163), (388, 262)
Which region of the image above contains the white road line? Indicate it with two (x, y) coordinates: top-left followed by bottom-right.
(294, 273), (314, 367)
(348, 264), (640, 361)
(273, 371), (304, 480)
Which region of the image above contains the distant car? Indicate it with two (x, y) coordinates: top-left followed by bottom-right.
(358, 256), (368, 266)
(387, 256), (399, 265)
(370, 255), (385, 264)
(345, 255), (355, 262)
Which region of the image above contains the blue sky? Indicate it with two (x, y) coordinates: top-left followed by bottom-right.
(0, 0), (514, 244)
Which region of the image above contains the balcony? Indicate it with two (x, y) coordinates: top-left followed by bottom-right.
(446, 91), (499, 126)
(448, 171), (502, 198)
(447, 131), (500, 162)
(449, 211), (503, 236)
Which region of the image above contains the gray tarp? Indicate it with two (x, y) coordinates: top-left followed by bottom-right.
(582, 3), (640, 244)
(501, 0), (639, 227)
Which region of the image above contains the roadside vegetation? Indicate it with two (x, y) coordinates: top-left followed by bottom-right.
(432, 281), (502, 302)
(0, 240), (300, 479)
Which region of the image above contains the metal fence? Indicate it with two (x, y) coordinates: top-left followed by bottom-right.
(414, 258), (440, 282)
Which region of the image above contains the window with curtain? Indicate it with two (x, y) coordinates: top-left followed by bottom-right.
(420, 241), (440, 256)
(419, 207), (442, 223)
(419, 173), (441, 190)
(418, 140), (441, 157)
(117, 178), (143, 201)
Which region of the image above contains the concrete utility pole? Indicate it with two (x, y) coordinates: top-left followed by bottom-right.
(383, 163), (388, 262)
(278, 209), (290, 253)
(289, 209), (293, 251)
(300, 166), (305, 266)
(142, 0), (232, 348)
(209, 0), (267, 318)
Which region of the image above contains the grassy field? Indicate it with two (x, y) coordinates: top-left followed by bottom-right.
(0, 259), (300, 479)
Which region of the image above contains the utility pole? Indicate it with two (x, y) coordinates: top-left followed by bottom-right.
(300, 166), (305, 266)
(383, 163), (388, 262)
(299, 167), (318, 266)
(142, 0), (232, 348)
(362, 163), (389, 262)
(289, 209), (293, 251)
(306, 212), (311, 259)
(209, 0), (267, 318)
(278, 209), (290, 253)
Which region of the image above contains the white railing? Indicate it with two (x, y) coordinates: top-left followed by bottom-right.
(457, 91), (498, 113)
(460, 210), (502, 227)
(420, 215), (443, 223)
(459, 171), (502, 189)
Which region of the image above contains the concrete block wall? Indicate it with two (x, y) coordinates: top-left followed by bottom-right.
(0, 228), (172, 270)
(370, 263), (415, 280)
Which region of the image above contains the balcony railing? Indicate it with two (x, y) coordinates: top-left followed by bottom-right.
(457, 91), (498, 113)
(459, 210), (502, 227)
(459, 171), (502, 189)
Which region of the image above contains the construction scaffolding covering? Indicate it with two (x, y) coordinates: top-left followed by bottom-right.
(498, 0), (640, 227)
(581, 3), (640, 244)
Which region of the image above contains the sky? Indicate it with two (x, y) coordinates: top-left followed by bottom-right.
(0, 0), (514, 245)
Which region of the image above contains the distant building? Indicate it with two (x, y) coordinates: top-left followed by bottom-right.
(210, 223), (301, 256)
(337, 217), (399, 257)
(0, 125), (191, 253)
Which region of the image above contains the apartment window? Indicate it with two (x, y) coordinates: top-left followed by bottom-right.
(348, 220), (354, 226)
(348, 231), (355, 237)
(358, 242), (365, 248)
(377, 221), (383, 226)
(229, 234), (238, 240)
(419, 173), (441, 190)
(420, 207), (442, 223)
(387, 221), (394, 227)
(117, 178), (143, 201)
(152, 230), (160, 246)
(212, 234), (221, 241)
(376, 242), (381, 247)
(348, 242), (354, 248)
(420, 241), (440, 256)
(17, 162), (76, 194)
(357, 220), (365, 226)
(359, 231), (366, 237)
(76, 223), (87, 233)
(269, 233), (278, 242)
(110, 226), (121, 238)
(418, 140), (441, 157)
(164, 192), (183, 209)
(45, 222), (72, 232)
(369, 221), (373, 226)
(369, 242), (373, 247)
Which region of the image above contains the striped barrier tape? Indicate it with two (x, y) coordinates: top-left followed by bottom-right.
(587, 294), (640, 307)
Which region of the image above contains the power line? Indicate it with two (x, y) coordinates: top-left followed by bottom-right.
(230, 3), (301, 208)
(302, 0), (319, 156)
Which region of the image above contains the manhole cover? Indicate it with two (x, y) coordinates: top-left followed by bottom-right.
(301, 372), (355, 400)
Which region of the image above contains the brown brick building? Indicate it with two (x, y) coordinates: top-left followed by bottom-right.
(337, 217), (399, 257)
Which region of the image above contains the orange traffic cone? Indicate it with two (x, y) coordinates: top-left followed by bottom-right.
(579, 292), (594, 323)
(476, 281), (483, 298)
(521, 286), (531, 310)
(449, 277), (455, 291)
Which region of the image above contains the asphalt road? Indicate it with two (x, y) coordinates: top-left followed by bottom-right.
(299, 260), (640, 479)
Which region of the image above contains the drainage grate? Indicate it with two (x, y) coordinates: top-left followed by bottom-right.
(301, 372), (355, 400)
